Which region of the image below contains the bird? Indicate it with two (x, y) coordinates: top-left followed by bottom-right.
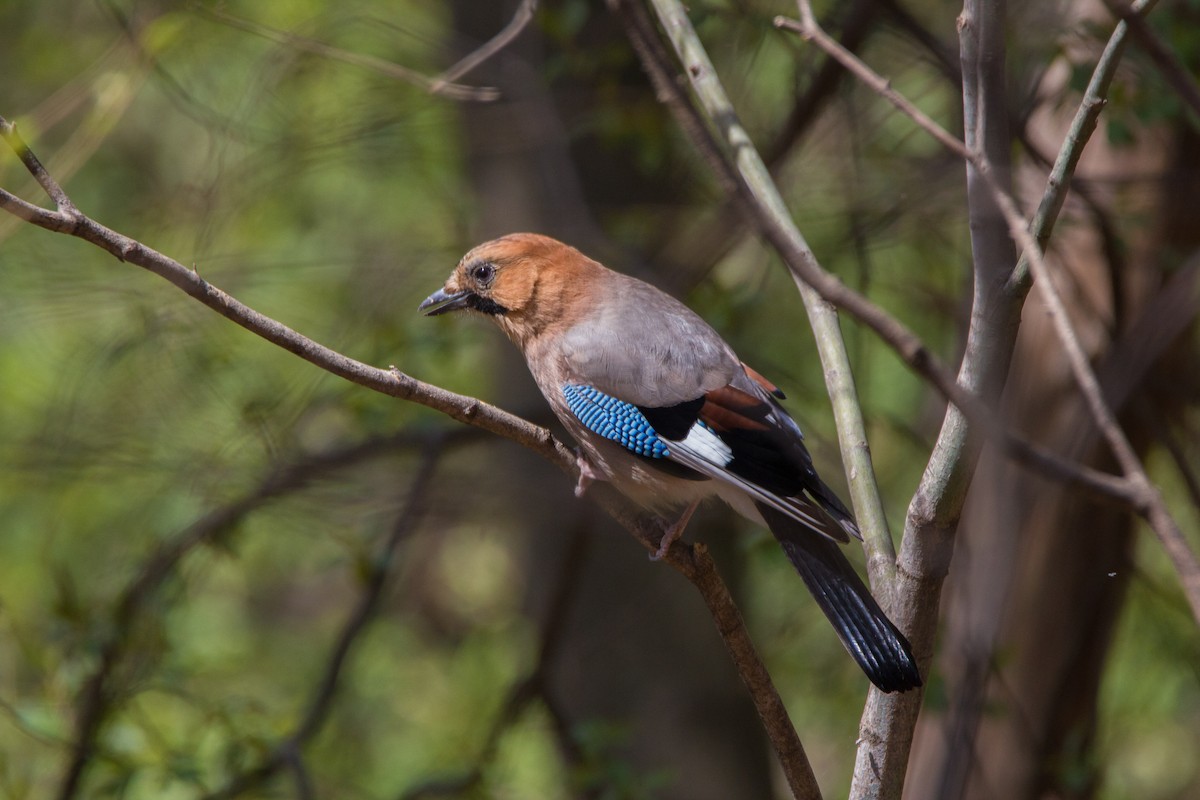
(419, 233), (921, 693)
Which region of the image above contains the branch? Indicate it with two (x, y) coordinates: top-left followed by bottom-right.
(0, 113), (813, 800)
(1009, 0), (1156, 292)
(0, 118), (563, 471)
(778, 0), (1200, 623)
(1019, 202), (1200, 622)
(774, 3), (1200, 793)
(1099, 0), (1200, 122)
(635, 0), (898, 607)
(774, 12), (969, 162)
(892, 2), (1016, 797)
(581, 484), (824, 799)
(430, 0), (538, 94)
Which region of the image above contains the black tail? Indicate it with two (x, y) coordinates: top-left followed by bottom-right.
(757, 502), (922, 693)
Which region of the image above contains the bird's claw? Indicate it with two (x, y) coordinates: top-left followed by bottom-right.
(573, 450), (604, 498)
(650, 499), (700, 561)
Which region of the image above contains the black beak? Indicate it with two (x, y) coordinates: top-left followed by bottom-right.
(419, 287), (473, 316)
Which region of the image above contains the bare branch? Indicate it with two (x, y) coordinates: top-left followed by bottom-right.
(431, 0), (538, 93)
(636, 0), (898, 609)
(0, 112), (813, 800)
(1099, 0), (1200, 122)
(0, 119), (79, 216)
(775, 9), (971, 163)
(0, 120), (564, 478)
(778, 0), (1200, 628)
(1020, 206), (1200, 621)
(1009, 0), (1156, 292)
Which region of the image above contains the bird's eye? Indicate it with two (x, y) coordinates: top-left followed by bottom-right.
(470, 262), (496, 286)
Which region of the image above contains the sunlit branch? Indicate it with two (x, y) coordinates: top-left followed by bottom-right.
(0, 112), (813, 800)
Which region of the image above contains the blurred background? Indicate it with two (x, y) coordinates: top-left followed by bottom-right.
(0, 1), (1197, 798)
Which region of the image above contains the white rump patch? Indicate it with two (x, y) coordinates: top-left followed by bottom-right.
(676, 423), (732, 465)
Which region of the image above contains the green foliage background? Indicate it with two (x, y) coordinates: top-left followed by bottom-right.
(0, 1), (1197, 798)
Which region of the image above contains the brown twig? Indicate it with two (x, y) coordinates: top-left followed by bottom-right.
(430, 0), (539, 94)
(0, 118), (79, 217)
(572, 478), (824, 799)
(776, 10), (970, 162)
(0, 119), (566, 474)
(778, 0), (1200, 626)
(0, 111), (810, 800)
(627, 2), (1143, 516)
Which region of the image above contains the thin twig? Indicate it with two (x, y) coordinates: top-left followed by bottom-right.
(640, 0), (897, 617)
(0, 113), (812, 800)
(776, 10), (970, 162)
(0, 119), (79, 217)
(1019, 211), (1200, 620)
(1099, 0), (1200, 122)
(779, 0), (1200, 626)
(1009, 0), (1156, 292)
(0, 117), (567, 474)
(430, 0), (538, 93)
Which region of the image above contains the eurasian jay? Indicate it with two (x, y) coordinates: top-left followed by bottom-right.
(420, 233), (921, 693)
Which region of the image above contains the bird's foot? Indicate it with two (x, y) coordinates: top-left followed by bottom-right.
(573, 450), (605, 498)
(651, 500), (701, 561)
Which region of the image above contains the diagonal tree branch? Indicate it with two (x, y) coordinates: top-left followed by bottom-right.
(1099, 0), (1200, 122)
(639, 0), (898, 607)
(0, 113), (814, 800)
(774, 2), (1200, 795)
(1009, 0), (1157, 292)
(430, 0), (539, 94)
(778, 0), (1200, 624)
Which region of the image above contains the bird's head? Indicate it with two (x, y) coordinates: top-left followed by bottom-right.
(419, 233), (597, 345)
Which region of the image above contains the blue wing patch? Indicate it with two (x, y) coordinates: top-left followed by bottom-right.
(562, 384), (669, 458)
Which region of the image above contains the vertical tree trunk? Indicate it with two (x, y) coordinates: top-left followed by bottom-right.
(906, 24), (1200, 796)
